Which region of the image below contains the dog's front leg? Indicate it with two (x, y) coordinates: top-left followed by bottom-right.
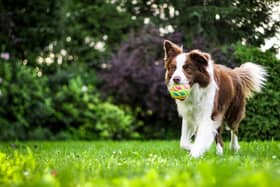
(180, 119), (193, 151)
(190, 119), (216, 158)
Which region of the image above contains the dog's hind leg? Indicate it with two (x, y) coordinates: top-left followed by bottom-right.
(228, 115), (244, 152)
(215, 127), (224, 155)
(213, 114), (224, 155)
(226, 95), (246, 152)
(230, 130), (240, 152)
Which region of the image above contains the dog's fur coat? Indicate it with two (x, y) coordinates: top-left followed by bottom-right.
(163, 40), (267, 158)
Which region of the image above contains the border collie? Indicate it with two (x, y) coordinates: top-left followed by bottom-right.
(163, 40), (267, 158)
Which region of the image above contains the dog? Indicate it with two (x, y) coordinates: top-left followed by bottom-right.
(163, 40), (267, 158)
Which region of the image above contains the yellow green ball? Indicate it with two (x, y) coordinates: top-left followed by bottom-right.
(168, 84), (191, 100)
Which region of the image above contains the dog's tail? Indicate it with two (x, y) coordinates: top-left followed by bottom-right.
(234, 62), (267, 98)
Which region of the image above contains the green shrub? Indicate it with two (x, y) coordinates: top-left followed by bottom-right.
(0, 58), (141, 140)
(233, 44), (280, 140)
(0, 59), (52, 140)
(72, 102), (141, 140)
(52, 75), (141, 140)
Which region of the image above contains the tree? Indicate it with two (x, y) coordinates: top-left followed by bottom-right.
(0, 0), (59, 59)
(121, 0), (280, 48)
(0, 0), (142, 64)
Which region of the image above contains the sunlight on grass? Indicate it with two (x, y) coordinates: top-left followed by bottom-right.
(0, 141), (279, 187)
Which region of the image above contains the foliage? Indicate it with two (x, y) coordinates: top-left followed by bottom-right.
(1, 0), (279, 63)
(0, 0), (279, 140)
(233, 44), (280, 140)
(0, 59), (51, 140)
(52, 75), (140, 140)
(58, 0), (141, 63)
(0, 141), (280, 186)
(0, 0), (59, 59)
(0, 58), (140, 140)
(0, 0), (144, 141)
(121, 0), (280, 47)
(0, 0), (142, 63)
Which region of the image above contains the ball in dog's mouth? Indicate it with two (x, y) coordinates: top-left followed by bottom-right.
(168, 84), (191, 100)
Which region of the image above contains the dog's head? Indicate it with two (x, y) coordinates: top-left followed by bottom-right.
(163, 40), (212, 89)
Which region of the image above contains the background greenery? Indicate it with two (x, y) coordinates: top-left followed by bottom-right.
(0, 0), (279, 140)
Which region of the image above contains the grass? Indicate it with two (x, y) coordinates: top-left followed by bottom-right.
(0, 141), (280, 187)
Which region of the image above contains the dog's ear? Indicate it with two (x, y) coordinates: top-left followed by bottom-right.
(163, 40), (182, 60)
(202, 52), (211, 61)
(189, 50), (209, 66)
(189, 50), (211, 87)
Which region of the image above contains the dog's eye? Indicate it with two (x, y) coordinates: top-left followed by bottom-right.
(183, 64), (191, 70)
(169, 65), (176, 71)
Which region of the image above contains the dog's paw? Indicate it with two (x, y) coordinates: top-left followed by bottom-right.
(235, 144), (240, 152)
(216, 144), (223, 155)
(180, 143), (192, 151)
(230, 143), (240, 152)
(190, 146), (204, 158)
(232, 144), (240, 152)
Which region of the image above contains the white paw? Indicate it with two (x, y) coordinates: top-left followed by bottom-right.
(180, 143), (192, 151)
(216, 144), (223, 155)
(190, 146), (204, 158)
(230, 143), (240, 152)
(233, 144), (240, 152)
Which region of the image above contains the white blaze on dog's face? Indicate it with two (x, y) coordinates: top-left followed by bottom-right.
(163, 40), (211, 89)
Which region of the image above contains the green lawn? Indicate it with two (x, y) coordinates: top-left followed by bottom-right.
(0, 141), (280, 187)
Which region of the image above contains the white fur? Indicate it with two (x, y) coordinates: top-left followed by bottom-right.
(174, 53), (217, 158)
(240, 62), (267, 93)
(180, 119), (193, 150)
(168, 54), (190, 88)
(216, 143), (223, 155)
(230, 131), (240, 152)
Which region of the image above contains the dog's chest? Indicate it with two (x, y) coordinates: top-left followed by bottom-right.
(175, 84), (216, 126)
(176, 98), (199, 126)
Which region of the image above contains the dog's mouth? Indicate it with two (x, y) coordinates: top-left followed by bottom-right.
(169, 84), (192, 90)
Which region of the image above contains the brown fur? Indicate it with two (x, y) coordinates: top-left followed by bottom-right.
(165, 50), (211, 88)
(215, 126), (224, 147)
(163, 40), (182, 67)
(212, 64), (247, 147)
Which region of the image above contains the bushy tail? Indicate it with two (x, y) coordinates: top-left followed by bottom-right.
(234, 62), (267, 98)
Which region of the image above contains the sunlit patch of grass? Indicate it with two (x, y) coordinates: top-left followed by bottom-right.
(0, 141), (279, 186)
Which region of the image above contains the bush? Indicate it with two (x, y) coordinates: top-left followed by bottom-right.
(72, 102), (141, 140)
(51, 74), (141, 140)
(0, 57), (140, 140)
(0, 59), (52, 140)
(233, 44), (280, 140)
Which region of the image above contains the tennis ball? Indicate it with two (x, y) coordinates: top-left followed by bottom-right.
(168, 84), (191, 100)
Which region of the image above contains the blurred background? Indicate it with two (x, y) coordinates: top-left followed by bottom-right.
(0, 0), (279, 141)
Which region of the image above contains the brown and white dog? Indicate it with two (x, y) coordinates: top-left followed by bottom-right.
(163, 40), (267, 158)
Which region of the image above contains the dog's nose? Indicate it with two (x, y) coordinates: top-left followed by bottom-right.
(173, 76), (181, 84)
